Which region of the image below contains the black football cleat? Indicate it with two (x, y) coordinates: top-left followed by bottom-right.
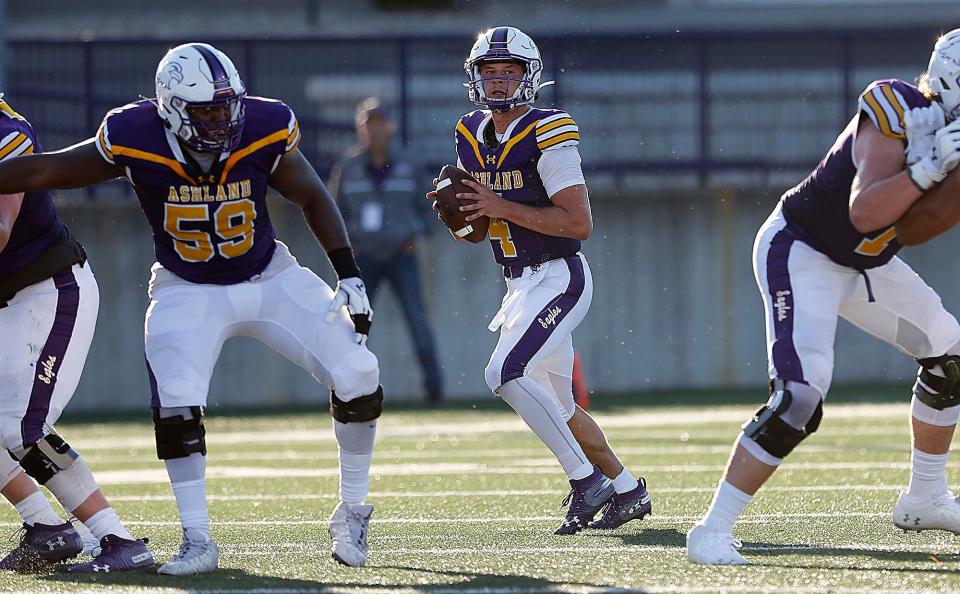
(0, 521), (83, 572)
(588, 477), (652, 530)
(554, 465), (614, 535)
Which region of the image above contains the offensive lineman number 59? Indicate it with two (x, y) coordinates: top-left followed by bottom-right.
(164, 199), (256, 262)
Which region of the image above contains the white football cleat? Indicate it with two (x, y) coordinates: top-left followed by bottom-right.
(686, 522), (748, 565)
(157, 531), (219, 575)
(329, 501), (373, 567)
(893, 491), (960, 534)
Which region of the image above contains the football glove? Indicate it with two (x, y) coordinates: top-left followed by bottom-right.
(908, 119), (960, 191)
(325, 276), (373, 346)
(904, 104), (945, 166)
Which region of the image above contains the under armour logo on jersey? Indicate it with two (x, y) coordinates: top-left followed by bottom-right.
(45, 536), (65, 550)
(92, 564), (110, 572)
(198, 174), (216, 184)
(36, 355), (57, 385)
(486, 154), (497, 165)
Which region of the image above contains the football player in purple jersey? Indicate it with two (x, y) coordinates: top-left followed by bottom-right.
(428, 27), (652, 535)
(0, 43), (381, 572)
(0, 98), (153, 572)
(688, 29), (960, 565)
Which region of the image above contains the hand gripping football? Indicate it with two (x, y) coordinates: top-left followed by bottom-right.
(435, 165), (489, 243)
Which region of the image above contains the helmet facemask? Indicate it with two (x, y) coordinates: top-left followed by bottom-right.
(174, 91), (246, 153)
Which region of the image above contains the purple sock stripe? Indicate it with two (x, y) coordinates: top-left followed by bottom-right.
(501, 256), (585, 385)
(765, 229), (805, 384)
(21, 269), (80, 447)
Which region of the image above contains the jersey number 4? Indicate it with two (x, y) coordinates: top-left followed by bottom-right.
(489, 217), (518, 258)
(853, 226), (896, 257)
(164, 199), (256, 263)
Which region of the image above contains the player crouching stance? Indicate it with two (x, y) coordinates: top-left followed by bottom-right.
(430, 27), (652, 534)
(687, 29), (960, 565)
(0, 43), (381, 572)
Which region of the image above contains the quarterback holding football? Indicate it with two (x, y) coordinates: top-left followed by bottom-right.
(428, 26), (652, 534)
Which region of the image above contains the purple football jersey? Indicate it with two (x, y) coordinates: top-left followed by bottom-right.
(455, 107), (582, 268)
(780, 79), (929, 269)
(0, 100), (64, 276)
(96, 96), (300, 284)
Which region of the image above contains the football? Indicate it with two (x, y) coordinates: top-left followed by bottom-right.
(435, 164), (489, 243)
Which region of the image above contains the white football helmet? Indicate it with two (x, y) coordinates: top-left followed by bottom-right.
(155, 42), (246, 152)
(925, 28), (960, 122)
(464, 26), (554, 112)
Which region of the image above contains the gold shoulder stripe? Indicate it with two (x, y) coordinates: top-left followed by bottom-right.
(456, 120), (484, 168)
(537, 131), (580, 150)
(0, 101), (25, 121)
(0, 133), (29, 160)
(880, 85), (906, 132)
(219, 129), (288, 184)
(112, 145), (196, 184)
(537, 117), (576, 136)
(497, 120), (539, 169)
(22, 145), (34, 155)
(97, 129), (113, 160)
(862, 90), (901, 139)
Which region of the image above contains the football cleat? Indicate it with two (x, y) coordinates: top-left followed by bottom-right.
(329, 501), (373, 567)
(554, 466), (614, 535)
(0, 521), (83, 572)
(68, 534), (155, 573)
(588, 477), (653, 530)
(157, 530), (219, 575)
(686, 522), (748, 565)
(893, 490), (960, 534)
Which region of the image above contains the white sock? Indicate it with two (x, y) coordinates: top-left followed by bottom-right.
(84, 507), (133, 541)
(611, 468), (639, 494)
(14, 491), (62, 526)
(702, 480), (753, 534)
(165, 452), (210, 543)
(334, 419), (376, 505)
(907, 448), (949, 499)
(497, 377), (591, 479)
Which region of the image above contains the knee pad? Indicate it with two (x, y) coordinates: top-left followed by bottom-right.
(12, 432), (79, 485)
(741, 379), (823, 459)
(330, 386), (383, 424)
(153, 406), (206, 460)
(0, 451), (22, 490)
(332, 349), (380, 399)
(914, 355), (960, 410)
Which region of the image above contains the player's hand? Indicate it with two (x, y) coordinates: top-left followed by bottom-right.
(908, 119), (960, 190)
(458, 178), (510, 221)
(904, 104), (945, 166)
(325, 276), (373, 346)
(426, 178), (442, 222)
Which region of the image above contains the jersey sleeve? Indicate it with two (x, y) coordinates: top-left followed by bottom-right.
(0, 128), (34, 162)
(536, 111), (580, 151)
(95, 113), (116, 165)
(537, 145), (585, 197)
(858, 82), (910, 140)
(284, 107), (300, 154)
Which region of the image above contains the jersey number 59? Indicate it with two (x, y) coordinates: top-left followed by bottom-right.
(164, 199), (256, 263)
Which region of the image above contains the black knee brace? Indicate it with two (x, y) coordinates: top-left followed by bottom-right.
(153, 406), (207, 460)
(330, 386), (383, 423)
(741, 379), (823, 459)
(15, 432), (79, 484)
(914, 355), (960, 410)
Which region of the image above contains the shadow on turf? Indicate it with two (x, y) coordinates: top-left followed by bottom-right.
(376, 564), (619, 592)
(38, 567), (328, 588)
(744, 541), (960, 573)
(592, 527), (686, 548)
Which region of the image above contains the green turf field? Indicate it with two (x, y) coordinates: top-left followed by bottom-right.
(0, 388), (957, 593)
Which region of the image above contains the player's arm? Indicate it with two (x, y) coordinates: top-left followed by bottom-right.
(0, 139), (124, 194)
(460, 180), (592, 240)
(896, 167), (960, 245)
(847, 117), (923, 234)
(269, 148), (372, 343)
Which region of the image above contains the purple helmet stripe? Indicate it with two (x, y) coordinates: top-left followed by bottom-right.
(490, 27), (509, 44)
(21, 269), (80, 447)
(193, 44), (231, 90)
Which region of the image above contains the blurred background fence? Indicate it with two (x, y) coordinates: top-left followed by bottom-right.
(3, 13), (959, 410)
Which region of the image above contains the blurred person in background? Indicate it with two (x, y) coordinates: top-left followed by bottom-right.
(330, 98), (443, 407)
(0, 97), (153, 573)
